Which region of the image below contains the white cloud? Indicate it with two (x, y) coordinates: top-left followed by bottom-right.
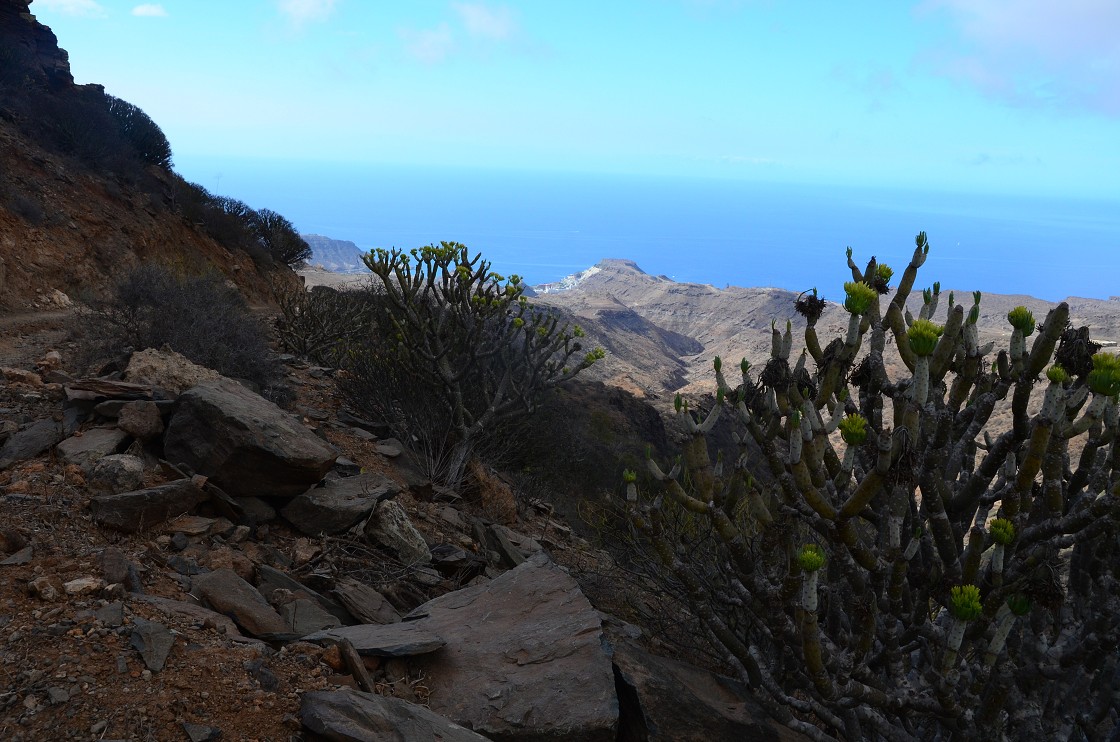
(919, 0), (1120, 115)
(451, 2), (517, 40)
(399, 23), (455, 64)
(277, 0), (337, 29)
(131, 4), (167, 17)
(33, 0), (108, 18)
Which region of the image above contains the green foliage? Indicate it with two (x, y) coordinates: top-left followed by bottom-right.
(837, 413), (868, 445)
(796, 543), (826, 572)
(989, 517), (1015, 545)
(1087, 352), (1120, 396)
(623, 235), (1120, 740)
(842, 281), (876, 315)
(949, 585), (983, 621)
(1007, 305), (1036, 335)
(907, 318), (943, 356)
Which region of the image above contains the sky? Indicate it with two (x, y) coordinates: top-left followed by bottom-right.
(29, 0), (1120, 199)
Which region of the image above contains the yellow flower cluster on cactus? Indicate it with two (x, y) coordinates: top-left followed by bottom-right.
(843, 281), (877, 315)
(949, 585), (983, 621)
(1088, 352), (1120, 396)
(989, 518), (1015, 545)
(838, 413), (868, 445)
(796, 543), (826, 572)
(1006, 306), (1036, 336)
(907, 318), (944, 356)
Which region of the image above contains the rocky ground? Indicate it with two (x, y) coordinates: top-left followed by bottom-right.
(0, 311), (798, 741)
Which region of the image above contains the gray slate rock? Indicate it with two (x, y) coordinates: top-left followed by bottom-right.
(332, 577), (401, 625)
(55, 427), (129, 469)
(164, 380), (336, 498)
(256, 564), (352, 625)
(0, 419), (61, 470)
(408, 552), (618, 742)
(191, 568), (289, 637)
(90, 479), (208, 533)
(281, 598), (342, 637)
(303, 622), (446, 657)
(281, 473), (400, 536)
(300, 689), (492, 742)
(612, 640), (810, 741)
(0, 546), (33, 565)
(130, 618), (174, 672)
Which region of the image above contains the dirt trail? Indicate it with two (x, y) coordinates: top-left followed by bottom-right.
(0, 309), (74, 368)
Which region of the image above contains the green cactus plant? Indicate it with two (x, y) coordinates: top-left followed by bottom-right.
(620, 234), (1120, 740)
(351, 242), (602, 485)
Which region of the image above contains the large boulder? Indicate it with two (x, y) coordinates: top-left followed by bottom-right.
(300, 689), (491, 742)
(408, 553), (617, 741)
(163, 381), (335, 498)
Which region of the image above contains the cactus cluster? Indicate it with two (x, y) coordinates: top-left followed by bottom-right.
(350, 242), (601, 486)
(622, 233), (1120, 740)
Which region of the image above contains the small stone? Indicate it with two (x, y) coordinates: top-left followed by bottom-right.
(170, 533), (190, 552)
(182, 723), (222, 742)
(46, 686), (69, 705)
(116, 656), (129, 674)
(130, 618), (174, 672)
(90, 720), (108, 735)
(64, 576), (105, 596)
(28, 575), (62, 601)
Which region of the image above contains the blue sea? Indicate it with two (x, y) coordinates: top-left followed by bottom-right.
(177, 159), (1120, 302)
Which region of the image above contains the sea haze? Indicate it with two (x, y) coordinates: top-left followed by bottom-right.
(178, 159), (1120, 302)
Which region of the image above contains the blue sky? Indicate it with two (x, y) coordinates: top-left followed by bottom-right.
(31, 0), (1120, 198)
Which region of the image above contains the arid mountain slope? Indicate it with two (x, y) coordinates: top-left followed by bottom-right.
(535, 257), (1120, 401)
(0, 1), (284, 310)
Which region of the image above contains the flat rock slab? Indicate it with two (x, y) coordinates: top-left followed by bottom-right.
(90, 479), (208, 533)
(407, 552), (617, 742)
(303, 622), (446, 658)
(300, 689), (492, 742)
(332, 577), (400, 625)
(164, 380), (336, 498)
(0, 419), (62, 470)
(281, 473), (400, 536)
(56, 427), (129, 469)
(192, 568), (289, 638)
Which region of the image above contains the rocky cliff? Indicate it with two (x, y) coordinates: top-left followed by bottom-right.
(302, 233), (369, 273)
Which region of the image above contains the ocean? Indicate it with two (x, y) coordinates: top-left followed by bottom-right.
(176, 160), (1120, 302)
